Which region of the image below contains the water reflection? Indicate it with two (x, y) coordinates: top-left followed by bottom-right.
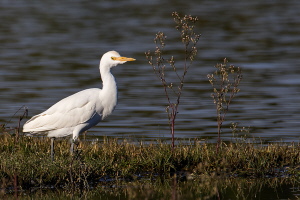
(2, 176), (300, 200)
(0, 0), (300, 143)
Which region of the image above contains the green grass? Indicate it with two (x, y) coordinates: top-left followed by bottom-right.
(0, 129), (300, 193)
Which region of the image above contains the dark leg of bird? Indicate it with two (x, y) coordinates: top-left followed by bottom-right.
(51, 137), (55, 161)
(70, 138), (79, 156)
(70, 138), (77, 155)
(70, 140), (74, 155)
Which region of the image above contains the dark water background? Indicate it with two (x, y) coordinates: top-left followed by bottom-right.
(1, 0), (300, 143)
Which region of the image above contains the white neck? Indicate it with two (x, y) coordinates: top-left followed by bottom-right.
(101, 69), (117, 92)
(99, 65), (117, 119)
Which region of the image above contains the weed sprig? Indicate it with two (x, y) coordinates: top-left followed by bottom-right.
(146, 12), (200, 149)
(207, 58), (242, 152)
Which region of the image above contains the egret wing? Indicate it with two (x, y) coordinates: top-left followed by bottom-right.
(23, 89), (102, 133)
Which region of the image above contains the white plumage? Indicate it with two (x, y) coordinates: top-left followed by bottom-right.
(23, 51), (135, 159)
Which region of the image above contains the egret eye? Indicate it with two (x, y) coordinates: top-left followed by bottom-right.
(111, 57), (116, 60)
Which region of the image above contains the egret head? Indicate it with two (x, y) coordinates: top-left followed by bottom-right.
(101, 51), (136, 68)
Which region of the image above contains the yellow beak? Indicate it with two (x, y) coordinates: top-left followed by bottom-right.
(115, 57), (136, 61)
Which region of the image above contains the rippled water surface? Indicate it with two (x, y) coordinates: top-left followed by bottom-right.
(1, 0), (300, 143)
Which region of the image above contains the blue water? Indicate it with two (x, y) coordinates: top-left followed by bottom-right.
(0, 0), (300, 143)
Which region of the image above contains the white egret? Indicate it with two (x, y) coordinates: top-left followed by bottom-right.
(23, 51), (135, 161)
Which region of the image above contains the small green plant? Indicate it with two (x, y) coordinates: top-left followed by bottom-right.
(146, 12), (200, 149)
(207, 58), (242, 152)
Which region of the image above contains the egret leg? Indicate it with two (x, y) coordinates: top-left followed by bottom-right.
(50, 137), (55, 162)
(70, 140), (74, 155)
(70, 138), (78, 155)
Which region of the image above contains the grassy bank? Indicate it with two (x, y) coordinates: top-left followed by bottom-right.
(0, 131), (300, 192)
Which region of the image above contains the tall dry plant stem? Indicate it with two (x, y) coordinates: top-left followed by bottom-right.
(207, 58), (242, 152)
(146, 12), (200, 149)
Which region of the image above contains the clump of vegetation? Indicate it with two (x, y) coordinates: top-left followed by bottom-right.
(0, 126), (300, 193)
(207, 59), (242, 152)
(146, 12), (200, 149)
